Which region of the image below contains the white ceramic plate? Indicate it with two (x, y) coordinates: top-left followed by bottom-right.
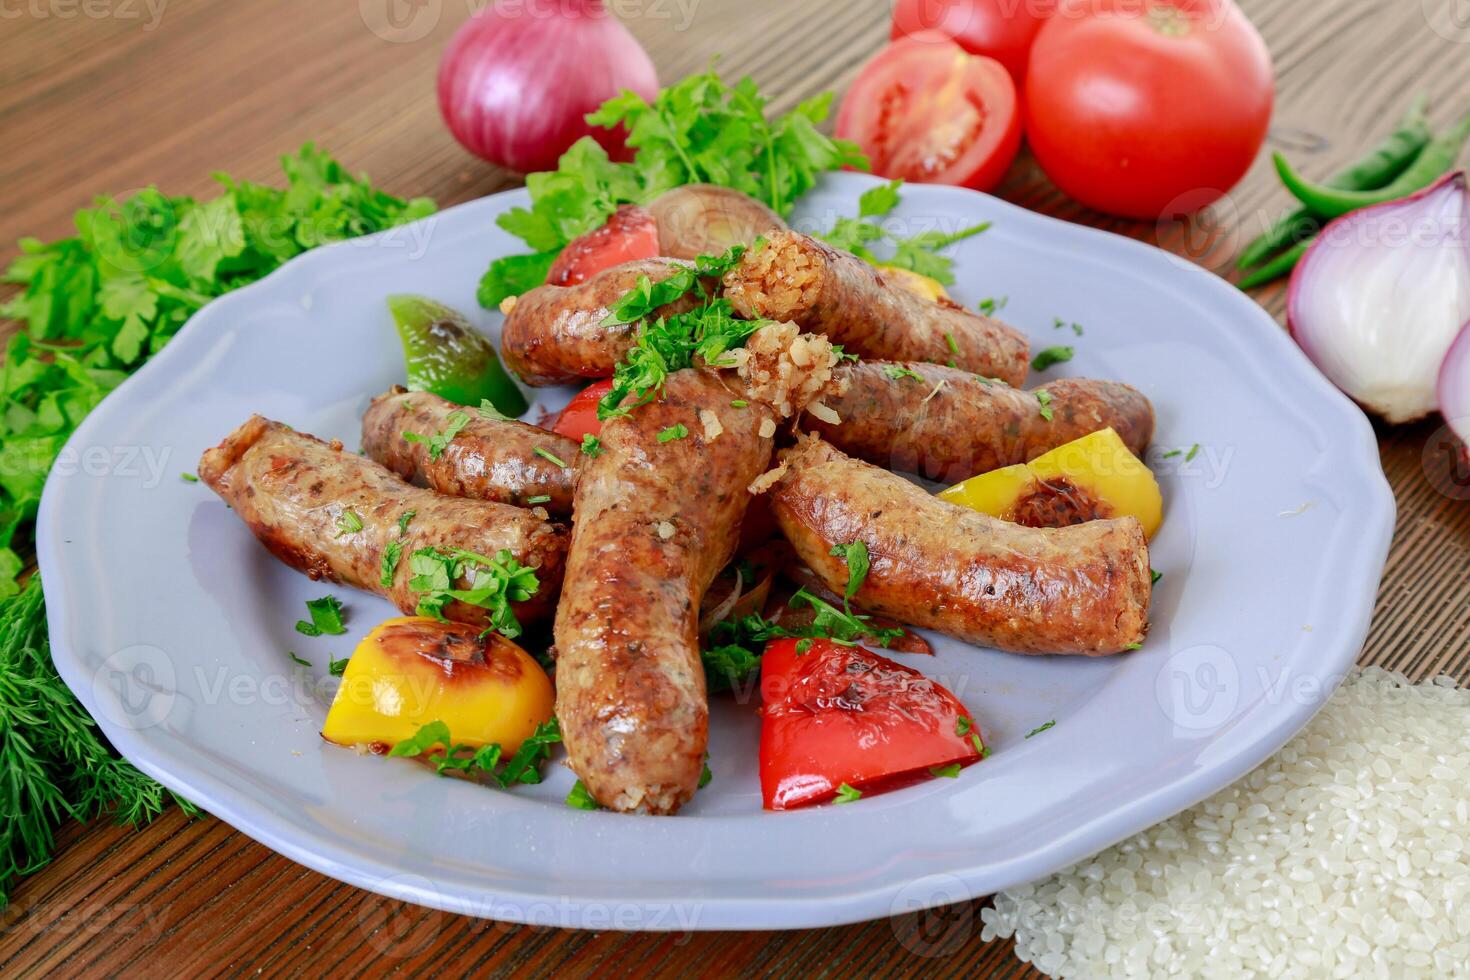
(38, 174), (1393, 931)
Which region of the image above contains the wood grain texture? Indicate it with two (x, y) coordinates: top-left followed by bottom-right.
(3, 0), (1470, 975)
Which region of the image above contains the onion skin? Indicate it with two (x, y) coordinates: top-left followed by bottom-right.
(437, 0), (657, 174)
(1287, 172), (1470, 424)
(1437, 313), (1470, 448)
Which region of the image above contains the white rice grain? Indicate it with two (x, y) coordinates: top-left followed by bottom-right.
(983, 668), (1470, 979)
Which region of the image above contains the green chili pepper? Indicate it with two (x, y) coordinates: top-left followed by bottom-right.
(389, 295), (528, 416)
(1237, 240), (1312, 290)
(1237, 94), (1432, 270)
(1274, 110), (1470, 220)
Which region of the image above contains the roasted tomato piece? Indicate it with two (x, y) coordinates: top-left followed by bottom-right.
(546, 204), (661, 287)
(759, 638), (984, 810)
(550, 378), (614, 440)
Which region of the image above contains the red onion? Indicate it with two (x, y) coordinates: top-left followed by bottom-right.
(437, 0), (657, 174)
(1289, 172), (1470, 424)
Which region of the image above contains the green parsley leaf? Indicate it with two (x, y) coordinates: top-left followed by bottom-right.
(944, 332), (960, 355)
(288, 652), (311, 667)
(407, 547), (539, 638)
(828, 541), (870, 604)
(1030, 346), (1074, 372)
(881, 364), (925, 382)
(977, 296), (1008, 316)
(397, 510), (416, 536)
(534, 446), (569, 468)
(1185, 443), (1201, 462)
(380, 539), (404, 588)
(859, 178), (903, 217)
(477, 398), (512, 421)
(730, 399), (748, 408)
(1124, 641), (1144, 650)
(956, 716), (973, 736)
(1161, 449), (1182, 458)
(335, 509), (364, 537)
(1151, 568), (1163, 585)
(1035, 390), (1055, 422)
(657, 423), (689, 443)
(579, 434), (603, 457)
(525, 495), (552, 505)
(180, 472), (199, 483)
(930, 763), (962, 778)
(701, 643), (762, 695)
(1025, 720), (1056, 738)
(496, 718), (562, 787)
(699, 760), (713, 789)
(795, 638), (814, 655)
(403, 410), (470, 461)
(295, 595), (346, 637)
(566, 779), (602, 810)
(834, 783), (862, 804)
(328, 656), (350, 677)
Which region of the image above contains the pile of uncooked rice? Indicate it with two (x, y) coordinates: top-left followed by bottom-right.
(982, 668), (1470, 978)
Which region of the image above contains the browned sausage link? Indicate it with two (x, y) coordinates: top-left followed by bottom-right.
(362, 388), (581, 516)
(648, 184), (788, 260)
(555, 371), (777, 814)
(500, 258), (699, 386)
(804, 363), (1155, 483)
(198, 416), (567, 628)
(768, 438), (1150, 655)
(722, 231), (1031, 386)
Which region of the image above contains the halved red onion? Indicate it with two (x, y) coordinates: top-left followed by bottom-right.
(1288, 172), (1470, 424)
(1439, 318), (1470, 446)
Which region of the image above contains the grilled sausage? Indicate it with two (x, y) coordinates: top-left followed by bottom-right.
(722, 231), (1030, 386)
(362, 388), (581, 517)
(648, 184), (788, 259)
(768, 438), (1150, 655)
(500, 258), (698, 386)
(554, 370), (780, 814)
(198, 416), (567, 629)
(805, 363), (1154, 482)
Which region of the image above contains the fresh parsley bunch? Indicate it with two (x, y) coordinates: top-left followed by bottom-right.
(477, 67), (867, 308)
(819, 179), (992, 285)
(0, 145), (435, 909)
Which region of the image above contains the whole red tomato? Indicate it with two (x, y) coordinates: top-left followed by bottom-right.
(1024, 0), (1274, 219)
(891, 0), (1057, 85)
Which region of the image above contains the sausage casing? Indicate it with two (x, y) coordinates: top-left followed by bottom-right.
(198, 416), (567, 628)
(554, 370), (777, 813)
(768, 438), (1150, 655)
(722, 231), (1030, 386)
(362, 388), (581, 516)
(500, 258), (698, 386)
(805, 363), (1155, 482)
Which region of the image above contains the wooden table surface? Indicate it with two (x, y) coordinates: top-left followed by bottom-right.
(4, 0), (1470, 975)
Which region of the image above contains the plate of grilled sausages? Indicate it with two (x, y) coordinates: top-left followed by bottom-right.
(37, 173), (1392, 929)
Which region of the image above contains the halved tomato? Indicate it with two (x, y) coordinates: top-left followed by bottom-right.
(835, 33), (1022, 193)
(759, 638), (985, 810)
(550, 378), (613, 440)
(546, 204), (660, 287)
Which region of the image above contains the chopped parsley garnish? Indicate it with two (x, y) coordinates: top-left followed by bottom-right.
(477, 399), (511, 421)
(956, 716), (973, 737)
(1054, 317), (1084, 336)
(397, 510), (416, 536)
(328, 656), (350, 677)
(407, 547), (539, 639)
(389, 718), (562, 787)
(944, 332), (960, 355)
(699, 760), (713, 789)
(579, 434), (604, 457)
(534, 446), (569, 468)
(1185, 443), (1201, 462)
(1030, 346), (1074, 372)
(828, 541), (870, 606)
(930, 763), (962, 778)
(403, 410), (471, 460)
(1151, 568), (1163, 585)
(526, 495), (552, 505)
(657, 423), (689, 443)
(295, 595), (346, 636)
(1035, 390), (1055, 421)
(1025, 721), (1056, 739)
(380, 540), (404, 588)
(819, 179), (991, 285)
(566, 780), (602, 810)
(701, 642), (763, 694)
(1124, 641), (1144, 650)
(730, 399), (748, 408)
(970, 732), (985, 755)
(1161, 448), (1183, 458)
(180, 472), (200, 483)
(335, 509), (364, 537)
(882, 364), (925, 382)
(795, 638), (814, 655)
(978, 296), (1008, 316)
(288, 652), (311, 667)
(834, 783), (862, 804)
